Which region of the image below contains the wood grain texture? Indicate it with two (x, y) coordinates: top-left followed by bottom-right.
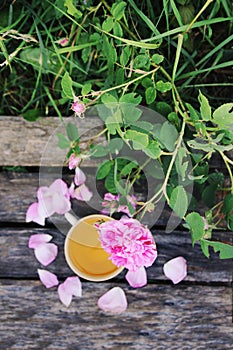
(0, 280), (232, 350)
(0, 227), (232, 283)
(0, 116), (103, 166)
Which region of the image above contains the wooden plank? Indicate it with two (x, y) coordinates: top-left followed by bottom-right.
(0, 116), (231, 168)
(0, 116), (103, 167)
(0, 171), (170, 226)
(0, 280), (232, 349)
(0, 227), (232, 283)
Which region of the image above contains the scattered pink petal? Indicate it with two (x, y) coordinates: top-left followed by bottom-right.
(74, 167), (86, 186)
(28, 234), (52, 249)
(63, 276), (82, 297)
(58, 283), (72, 307)
(125, 266), (147, 288)
(97, 287), (127, 314)
(74, 184), (93, 201)
(58, 276), (82, 307)
(163, 256), (187, 284)
(69, 154), (81, 170)
(26, 202), (45, 226)
(37, 269), (59, 288)
(37, 179), (71, 217)
(34, 243), (58, 266)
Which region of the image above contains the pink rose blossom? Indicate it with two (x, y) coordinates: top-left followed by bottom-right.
(98, 218), (157, 271)
(163, 256), (187, 284)
(59, 38), (69, 46)
(71, 101), (85, 117)
(97, 287), (127, 314)
(69, 154), (81, 170)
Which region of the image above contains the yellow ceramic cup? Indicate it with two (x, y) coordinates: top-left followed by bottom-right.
(64, 214), (124, 282)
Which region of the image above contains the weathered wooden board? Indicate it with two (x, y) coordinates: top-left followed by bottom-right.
(0, 116), (103, 167)
(0, 227), (232, 283)
(0, 171), (175, 226)
(0, 280), (232, 350)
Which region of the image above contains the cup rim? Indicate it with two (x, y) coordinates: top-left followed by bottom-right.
(64, 214), (124, 282)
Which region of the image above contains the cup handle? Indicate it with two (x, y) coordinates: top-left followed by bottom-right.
(64, 212), (79, 226)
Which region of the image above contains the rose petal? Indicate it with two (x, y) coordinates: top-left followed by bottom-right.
(26, 202), (45, 226)
(69, 154), (81, 170)
(51, 192), (71, 214)
(58, 283), (72, 307)
(125, 266), (147, 288)
(37, 269), (59, 288)
(163, 256), (187, 284)
(28, 234), (53, 249)
(74, 167), (86, 186)
(64, 276), (82, 297)
(34, 243), (58, 266)
(74, 184), (93, 201)
(50, 179), (69, 196)
(97, 287), (127, 314)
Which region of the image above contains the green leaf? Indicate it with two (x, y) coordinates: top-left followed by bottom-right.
(134, 54), (149, 68)
(113, 21), (123, 37)
(64, 0), (82, 18)
(125, 129), (149, 150)
(175, 147), (189, 181)
(96, 160), (112, 180)
(144, 140), (161, 159)
(105, 168), (117, 193)
(185, 212), (205, 244)
(222, 193), (233, 215)
(156, 80), (172, 93)
(66, 123), (79, 141)
(101, 93), (118, 104)
(57, 133), (70, 149)
(121, 105), (142, 123)
(145, 86), (156, 104)
(212, 103), (233, 130)
(22, 109), (40, 122)
(202, 184), (216, 208)
(151, 54), (164, 65)
(159, 121), (178, 151)
(81, 82), (92, 96)
(119, 93), (142, 105)
(107, 138), (124, 153)
(154, 102), (172, 117)
(91, 144), (109, 157)
(111, 1), (127, 20)
(120, 46), (131, 66)
(120, 161), (138, 176)
(200, 240), (233, 259)
(198, 90), (211, 121)
(61, 72), (74, 99)
(169, 185), (188, 218)
(102, 17), (114, 32)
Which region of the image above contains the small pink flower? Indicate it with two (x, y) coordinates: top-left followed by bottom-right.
(97, 287), (127, 314)
(59, 38), (69, 46)
(69, 154), (81, 170)
(58, 276), (82, 307)
(73, 183), (93, 201)
(37, 269), (59, 288)
(163, 256), (187, 284)
(98, 218), (157, 271)
(125, 266), (147, 288)
(74, 167), (86, 186)
(71, 102), (85, 117)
